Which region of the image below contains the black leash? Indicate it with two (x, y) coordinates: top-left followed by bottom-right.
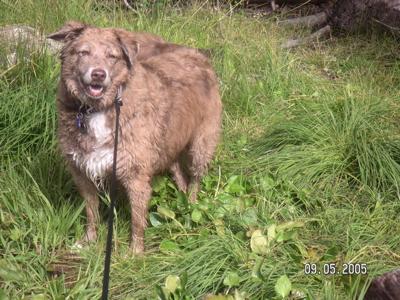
(101, 86), (123, 300)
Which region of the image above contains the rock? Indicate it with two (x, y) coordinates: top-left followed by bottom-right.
(0, 25), (62, 66)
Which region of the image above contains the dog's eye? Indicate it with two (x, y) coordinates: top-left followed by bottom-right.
(77, 50), (89, 57)
(107, 54), (118, 60)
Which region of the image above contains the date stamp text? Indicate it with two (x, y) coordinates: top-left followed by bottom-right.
(304, 263), (368, 275)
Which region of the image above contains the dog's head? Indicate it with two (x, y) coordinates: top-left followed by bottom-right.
(48, 21), (138, 109)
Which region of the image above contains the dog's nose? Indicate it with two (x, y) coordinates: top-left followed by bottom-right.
(91, 68), (106, 82)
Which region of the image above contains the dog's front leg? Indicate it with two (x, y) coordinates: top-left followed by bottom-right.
(122, 175), (152, 255)
(68, 164), (99, 245)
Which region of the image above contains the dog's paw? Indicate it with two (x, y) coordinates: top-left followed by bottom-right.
(71, 230), (97, 250)
(71, 241), (85, 251)
(128, 241), (145, 257)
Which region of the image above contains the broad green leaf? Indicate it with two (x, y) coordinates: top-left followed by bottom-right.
(276, 230), (297, 243)
(198, 203), (210, 211)
(244, 198), (255, 208)
(159, 240), (179, 252)
(203, 175), (216, 191)
(217, 193), (235, 204)
(223, 271), (240, 287)
(238, 135), (247, 146)
(274, 275), (292, 298)
(152, 176), (167, 193)
(250, 230), (268, 255)
(176, 191), (188, 207)
(199, 228), (210, 238)
(157, 206), (175, 219)
(165, 275), (181, 293)
(191, 209), (202, 223)
(149, 212), (163, 227)
(259, 176), (275, 190)
(224, 175), (246, 194)
(241, 208), (258, 226)
(9, 228), (22, 241)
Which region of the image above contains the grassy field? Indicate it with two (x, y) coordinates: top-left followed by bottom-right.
(1, 1), (400, 299)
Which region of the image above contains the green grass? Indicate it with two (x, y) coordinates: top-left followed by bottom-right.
(1, 1), (400, 299)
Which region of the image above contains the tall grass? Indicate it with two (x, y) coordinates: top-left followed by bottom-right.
(1, 1), (400, 299)
(250, 93), (400, 195)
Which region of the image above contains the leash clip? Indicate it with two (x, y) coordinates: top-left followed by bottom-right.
(76, 112), (86, 133)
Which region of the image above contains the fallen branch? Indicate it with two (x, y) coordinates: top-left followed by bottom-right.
(271, 0), (278, 11)
(123, 0), (136, 12)
(278, 12), (328, 28)
(281, 24), (331, 48)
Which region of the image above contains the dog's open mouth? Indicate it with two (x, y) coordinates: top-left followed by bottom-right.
(86, 84), (104, 99)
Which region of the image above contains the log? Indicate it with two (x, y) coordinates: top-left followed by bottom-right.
(247, 0), (331, 5)
(328, 0), (400, 33)
(280, 0), (400, 49)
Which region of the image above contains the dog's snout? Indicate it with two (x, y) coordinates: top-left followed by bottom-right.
(91, 68), (106, 82)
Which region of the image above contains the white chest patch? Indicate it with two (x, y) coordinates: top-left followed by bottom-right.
(70, 112), (114, 182)
(87, 112), (112, 144)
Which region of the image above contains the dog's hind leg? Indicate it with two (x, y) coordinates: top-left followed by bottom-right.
(169, 160), (189, 193)
(187, 123), (220, 203)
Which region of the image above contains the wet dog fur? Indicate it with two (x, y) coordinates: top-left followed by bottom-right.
(48, 21), (222, 254)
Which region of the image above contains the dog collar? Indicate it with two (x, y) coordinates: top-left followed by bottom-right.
(75, 86), (123, 133)
(76, 105), (95, 133)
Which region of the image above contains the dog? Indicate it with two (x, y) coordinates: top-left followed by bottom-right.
(48, 21), (222, 254)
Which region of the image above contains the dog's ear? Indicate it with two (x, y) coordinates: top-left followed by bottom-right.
(114, 30), (139, 70)
(47, 21), (87, 42)
(119, 39), (139, 70)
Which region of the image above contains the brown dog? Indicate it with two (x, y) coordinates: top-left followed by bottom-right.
(48, 22), (222, 254)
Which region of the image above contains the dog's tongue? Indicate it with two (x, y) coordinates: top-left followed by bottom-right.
(88, 84), (103, 97)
